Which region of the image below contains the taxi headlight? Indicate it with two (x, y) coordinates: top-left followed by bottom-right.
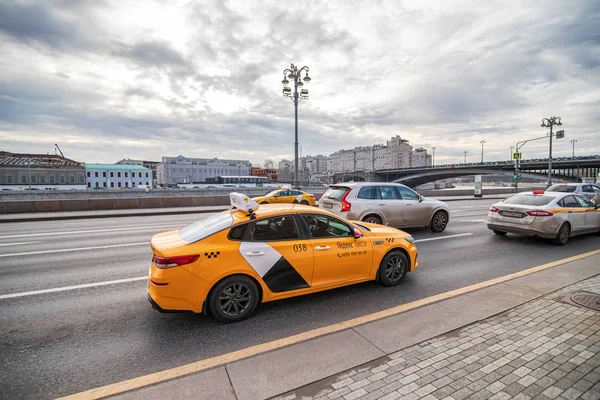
(404, 236), (415, 244)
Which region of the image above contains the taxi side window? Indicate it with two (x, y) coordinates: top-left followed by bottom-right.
(249, 216), (300, 241)
(228, 224), (247, 241)
(582, 185), (593, 193)
(562, 196), (580, 208)
(575, 195), (593, 208)
(279, 190), (289, 196)
(301, 214), (352, 238)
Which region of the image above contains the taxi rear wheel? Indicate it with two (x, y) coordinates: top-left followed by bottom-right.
(363, 215), (382, 225)
(209, 275), (259, 323)
(378, 250), (408, 286)
(553, 223), (570, 246)
(261, 201), (269, 204)
(300, 200), (309, 205)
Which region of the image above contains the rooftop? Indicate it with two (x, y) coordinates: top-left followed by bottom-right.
(0, 151), (83, 167)
(85, 163), (151, 171)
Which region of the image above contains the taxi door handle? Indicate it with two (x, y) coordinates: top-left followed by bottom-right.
(244, 251), (264, 256)
(315, 246), (330, 251)
(568, 211), (573, 213)
(378, 203), (386, 206)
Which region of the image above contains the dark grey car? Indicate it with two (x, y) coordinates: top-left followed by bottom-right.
(318, 182), (450, 232)
(547, 183), (600, 200)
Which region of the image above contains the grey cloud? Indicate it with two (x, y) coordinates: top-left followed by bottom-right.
(112, 40), (189, 69)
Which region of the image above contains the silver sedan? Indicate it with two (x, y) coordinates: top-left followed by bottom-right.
(487, 190), (600, 245)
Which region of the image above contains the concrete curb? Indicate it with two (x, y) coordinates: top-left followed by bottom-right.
(0, 196), (508, 223)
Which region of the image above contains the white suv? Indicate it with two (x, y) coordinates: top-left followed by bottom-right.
(319, 182), (450, 232)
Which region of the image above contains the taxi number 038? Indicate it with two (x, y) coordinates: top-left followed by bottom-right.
(293, 244), (308, 252)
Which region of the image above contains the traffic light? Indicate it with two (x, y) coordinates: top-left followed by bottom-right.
(512, 172), (521, 180)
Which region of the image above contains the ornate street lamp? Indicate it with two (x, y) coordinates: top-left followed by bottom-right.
(282, 63), (311, 187)
(541, 116), (562, 186)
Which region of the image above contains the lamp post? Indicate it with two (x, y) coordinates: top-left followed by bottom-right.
(541, 116), (562, 186)
(432, 147), (436, 167)
(480, 140), (486, 163)
(463, 151), (467, 164)
(509, 145), (514, 161)
(571, 139), (577, 158)
(281, 63), (311, 188)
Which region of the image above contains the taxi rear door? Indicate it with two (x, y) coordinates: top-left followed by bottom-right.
(561, 195), (587, 234)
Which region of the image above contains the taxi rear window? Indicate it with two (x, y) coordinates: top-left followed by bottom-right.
(502, 195), (554, 206)
(179, 212), (234, 243)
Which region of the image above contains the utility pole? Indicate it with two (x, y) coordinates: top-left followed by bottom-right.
(509, 146), (514, 160)
(480, 140), (486, 163)
(571, 139), (577, 158)
(541, 116), (563, 186)
(463, 151), (467, 164)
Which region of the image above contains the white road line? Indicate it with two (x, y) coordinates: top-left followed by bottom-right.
(415, 233), (473, 242)
(0, 225), (180, 240)
(0, 242), (148, 258)
(451, 213), (488, 218)
(459, 219), (487, 223)
(0, 241), (44, 247)
(0, 276), (148, 300)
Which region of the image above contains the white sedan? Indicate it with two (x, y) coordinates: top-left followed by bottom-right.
(487, 190), (600, 245)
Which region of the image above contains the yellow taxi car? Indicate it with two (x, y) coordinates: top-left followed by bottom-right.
(148, 193), (418, 322)
(253, 188), (316, 206)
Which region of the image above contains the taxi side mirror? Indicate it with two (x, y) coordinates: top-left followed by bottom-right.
(419, 195), (424, 202)
(353, 228), (362, 239)
(274, 193), (279, 197)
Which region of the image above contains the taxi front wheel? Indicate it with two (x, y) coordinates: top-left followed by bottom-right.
(209, 275), (259, 323)
(378, 251), (408, 286)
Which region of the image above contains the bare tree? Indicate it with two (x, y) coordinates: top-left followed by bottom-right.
(263, 159), (275, 169)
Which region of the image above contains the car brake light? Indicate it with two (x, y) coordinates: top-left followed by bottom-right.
(489, 206), (499, 212)
(341, 190), (351, 212)
(526, 210), (554, 217)
(153, 254), (199, 269)
(309, 194), (314, 198)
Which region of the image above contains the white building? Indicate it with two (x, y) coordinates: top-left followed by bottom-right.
(156, 155), (251, 185)
(412, 148), (432, 167)
(85, 164), (152, 189)
(327, 135), (416, 174)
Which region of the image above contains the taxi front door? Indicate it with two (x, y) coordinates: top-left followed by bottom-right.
(301, 214), (372, 287)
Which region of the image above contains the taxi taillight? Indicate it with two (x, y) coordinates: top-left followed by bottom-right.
(153, 254), (199, 269)
(489, 206), (499, 212)
(526, 210), (554, 217)
(341, 190), (351, 212)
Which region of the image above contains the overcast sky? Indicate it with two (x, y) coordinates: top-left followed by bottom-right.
(1, 0), (599, 166)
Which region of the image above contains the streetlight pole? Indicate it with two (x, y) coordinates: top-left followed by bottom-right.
(480, 140), (486, 163)
(282, 63), (311, 188)
(463, 151), (467, 164)
(571, 139), (577, 158)
(541, 116), (562, 186)
(509, 146), (514, 161)
(432, 147), (436, 167)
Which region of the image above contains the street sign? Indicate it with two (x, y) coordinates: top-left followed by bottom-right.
(474, 175), (482, 198)
(512, 152), (521, 160)
(555, 130), (565, 139)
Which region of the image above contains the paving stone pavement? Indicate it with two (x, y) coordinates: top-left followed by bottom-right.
(273, 276), (600, 400)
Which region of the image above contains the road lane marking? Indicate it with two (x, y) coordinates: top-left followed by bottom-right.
(0, 225), (182, 240)
(0, 241), (44, 247)
(0, 277), (148, 300)
(59, 248), (600, 400)
(415, 233), (473, 242)
(459, 219), (487, 223)
(0, 242), (148, 258)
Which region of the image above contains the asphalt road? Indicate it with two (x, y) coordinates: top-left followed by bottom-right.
(1, 200), (599, 399)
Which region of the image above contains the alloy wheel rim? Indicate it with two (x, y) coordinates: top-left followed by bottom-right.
(434, 213), (446, 230)
(219, 283), (252, 316)
(385, 256), (405, 281)
(559, 225), (569, 242)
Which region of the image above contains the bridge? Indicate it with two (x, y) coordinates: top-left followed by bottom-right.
(333, 156), (600, 187)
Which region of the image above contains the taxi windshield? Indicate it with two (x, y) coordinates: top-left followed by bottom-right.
(179, 212), (234, 243)
(502, 195), (554, 206)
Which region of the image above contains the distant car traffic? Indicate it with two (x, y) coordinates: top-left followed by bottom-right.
(318, 182), (450, 232)
(546, 183), (600, 200)
(487, 190), (600, 245)
(148, 193), (418, 322)
(253, 188), (316, 206)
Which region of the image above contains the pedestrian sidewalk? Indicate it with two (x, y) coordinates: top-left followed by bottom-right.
(275, 277), (600, 400)
(0, 194), (507, 223)
(81, 252), (600, 400)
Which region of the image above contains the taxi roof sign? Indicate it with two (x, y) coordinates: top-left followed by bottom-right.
(229, 192), (259, 212)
